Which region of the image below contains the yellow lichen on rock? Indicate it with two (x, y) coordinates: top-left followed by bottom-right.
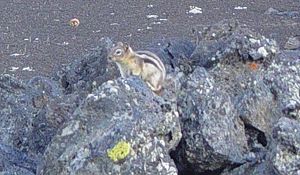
(107, 141), (131, 162)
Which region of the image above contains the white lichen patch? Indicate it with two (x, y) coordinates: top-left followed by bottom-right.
(112, 111), (133, 121)
(9, 67), (19, 71)
(69, 147), (91, 171)
(249, 38), (261, 44)
(110, 87), (119, 94)
(61, 120), (80, 137)
(107, 80), (114, 85)
(133, 98), (139, 106)
(270, 45), (278, 54)
(125, 84), (131, 91)
(257, 47), (268, 57)
(87, 93), (97, 100)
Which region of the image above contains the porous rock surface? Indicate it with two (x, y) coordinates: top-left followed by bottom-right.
(1, 20), (300, 175)
(38, 77), (181, 175)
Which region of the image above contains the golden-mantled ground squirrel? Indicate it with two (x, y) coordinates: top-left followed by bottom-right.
(108, 42), (166, 92)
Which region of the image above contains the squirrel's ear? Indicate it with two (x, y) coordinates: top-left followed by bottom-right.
(117, 42), (123, 46)
(123, 43), (129, 51)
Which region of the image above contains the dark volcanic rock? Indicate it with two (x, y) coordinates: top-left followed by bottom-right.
(144, 38), (196, 74)
(175, 67), (248, 174)
(169, 20), (281, 174)
(0, 75), (75, 174)
(0, 143), (37, 175)
(190, 20), (278, 69)
(0, 74), (31, 151)
(284, 36), (300, 50)
(26, 76), (74, 155)
(0, 75), (40, 174)
(169, 20), (295, 175)
(264, 50), (300, 121)
(271, 117), (300, 175)
(38, 77), (181, 175)
(53, 37), (118, 96)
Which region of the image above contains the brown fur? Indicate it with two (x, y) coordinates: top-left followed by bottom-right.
(108, 42), (166, 92)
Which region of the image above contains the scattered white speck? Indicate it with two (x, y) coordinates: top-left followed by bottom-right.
(110, 12), (115, 15)
(146, 26), (152, 30)
(110, 23), (119, 26)
(206, 89), (210, 93)
(22, 67), (35, 71)
(147, 4), (153, 8)
(34, 38), (39, 41)
(234, 6), (247, 10)
(24, 38), (29, 41)
(125, 84), (131, 91)
(151, 21), (161, 25)
(87, 94), (99, 101)
(188, 6), (202, 14)
(10, 53), (25, 57)
(157, 164), (163, 171)
(161, 161), (170, 170)
(133, 98), (139, 105)
(107, 80), (114, 84)
(137, 28), (143, 31)
(159, 18), (168, 21)
(9, 67), (19, 71)
(270, 46), (278, 53)
(54, 19), (60, 22)
(257, 47), (268, 57)
(147, 14), (159, 19)
(55, 42), (69, 46)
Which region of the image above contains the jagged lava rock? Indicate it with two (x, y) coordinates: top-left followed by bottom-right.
(144, 38), (196, 74)
(0, 75), (64, 174)
(38, 77), (181, 175)
(284, 36), (300, 50)
(190, 20), (278, 68)
(53, 37), (118, 96)
(170, 20), (290, 175)
(264, 50), (300, 121)
(271, 117), (300, 175)
(175, 67), (248, 173)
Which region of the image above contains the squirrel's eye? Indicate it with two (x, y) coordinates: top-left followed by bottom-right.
(115, 49), (122, 56)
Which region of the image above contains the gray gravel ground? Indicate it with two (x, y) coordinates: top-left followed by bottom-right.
(0, 0), (299, 80)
